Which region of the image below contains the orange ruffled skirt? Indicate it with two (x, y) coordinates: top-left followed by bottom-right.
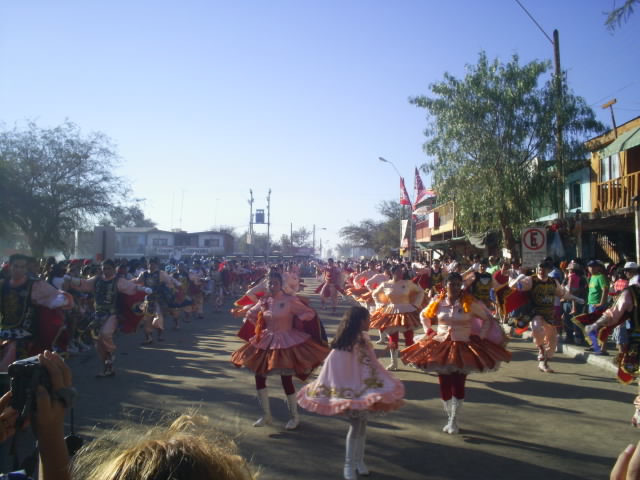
(369, 310), (421, 334)
(231, 338), (329, 380)
(400, 334), (511, 374)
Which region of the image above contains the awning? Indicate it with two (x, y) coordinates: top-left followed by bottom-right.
(598, 127), (640, 158)
(416, 236), (467, 250)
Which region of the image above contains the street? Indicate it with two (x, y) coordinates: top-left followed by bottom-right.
(68, 278), (636, 480)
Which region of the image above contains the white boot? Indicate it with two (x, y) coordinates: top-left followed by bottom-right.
(442, 399), (453, 433)
(446, 397), (463, 434)
(355, 416), (369, 476)
(387, 349), (399, 371)
(344, 420), (357, 480)
(284, 393), (300, 430)
(253, 388), (272, 427)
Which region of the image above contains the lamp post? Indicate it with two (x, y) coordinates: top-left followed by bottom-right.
(378, 157), (413, 260)
(313, 225), (327, 258)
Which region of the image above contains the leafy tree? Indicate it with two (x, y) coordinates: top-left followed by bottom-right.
(292, 227), (312, 248)
(410, 52), (604, 251)
(100, 203), (156, 228)
(605, 0), (638, 30)
(0, 121), (126, 257)
(340, 200), (402, 256)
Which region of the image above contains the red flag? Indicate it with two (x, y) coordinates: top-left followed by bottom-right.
(414, 167), (435, 206)
(400, 177), (412, 206)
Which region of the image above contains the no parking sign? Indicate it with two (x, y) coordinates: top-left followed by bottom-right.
(522, 228), (547, 268)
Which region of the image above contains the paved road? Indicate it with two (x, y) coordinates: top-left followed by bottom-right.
(68, 278), (637, 479)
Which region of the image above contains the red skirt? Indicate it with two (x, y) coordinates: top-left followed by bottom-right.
(231, 338), (329, 380)
(400, 334), (511, 374)
(369, 310), (421, 334)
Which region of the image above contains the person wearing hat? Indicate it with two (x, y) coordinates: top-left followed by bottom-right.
(561, 261), (587, 345)
(624, 262), (640, 286)
(586, 260), (610, 355)
(509, 261), (584, 372)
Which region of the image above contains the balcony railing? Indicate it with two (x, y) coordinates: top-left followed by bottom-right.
(596, 171), (640, 212)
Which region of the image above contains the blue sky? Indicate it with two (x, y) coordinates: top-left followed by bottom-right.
(1, 1), (638, 254)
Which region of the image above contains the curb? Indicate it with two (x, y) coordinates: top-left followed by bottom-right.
(518, 329), (618, 375)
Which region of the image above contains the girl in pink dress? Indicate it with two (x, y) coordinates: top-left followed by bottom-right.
(231, 272), (329, 430)
(401, 272), (511, 434)
(298, 306), (404, 480)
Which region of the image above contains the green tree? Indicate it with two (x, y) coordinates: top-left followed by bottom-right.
(100, 203), (156, 228)
(605, 0), (638, 30)
(410, 52), (604, 251)
(340, 200), (402, 256)
(0, 121), (126, 257)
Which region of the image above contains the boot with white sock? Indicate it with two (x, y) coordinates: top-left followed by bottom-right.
(285, 393), (300, 430)
(253, 388), (273, 427)
(444, 397), (463, 434)
(387, 349), (399, 371)
(442, 399), (452, 433)
(354, 415), (369, 476)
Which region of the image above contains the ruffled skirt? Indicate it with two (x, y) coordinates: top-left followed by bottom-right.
(369, 309), (421, 334)
(297, 346), (404, 416)
(400, 334), (511, 374)
(231, 334), (329, 380)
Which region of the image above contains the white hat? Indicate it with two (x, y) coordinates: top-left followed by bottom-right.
(624, 262), (640, 270)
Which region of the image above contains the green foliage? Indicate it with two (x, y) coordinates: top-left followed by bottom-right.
(605, 0), (638, 30)
(410, 52), (604, 246)
(340, 200), (403, 256)
(0, 121), (126, 257)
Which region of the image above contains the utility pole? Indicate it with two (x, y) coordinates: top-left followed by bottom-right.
(290, 222), (294, 255)
(602, 98), (618, 138)
(266, 189), (271, 260)
(248, 189), (254, 259)
(553, 29), (565, 221)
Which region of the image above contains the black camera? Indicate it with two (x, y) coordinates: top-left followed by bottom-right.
(8, 355), (52, 427)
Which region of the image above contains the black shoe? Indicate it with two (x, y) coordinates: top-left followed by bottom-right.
(594, 351), (610, 356)
(584, 346), (595, 352)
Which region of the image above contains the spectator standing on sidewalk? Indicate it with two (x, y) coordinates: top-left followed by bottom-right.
(586, 260), (610, 355)
(562, 261), (587, 345)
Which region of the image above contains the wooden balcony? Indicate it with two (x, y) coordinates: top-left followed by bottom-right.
(596, 171), (640, 212)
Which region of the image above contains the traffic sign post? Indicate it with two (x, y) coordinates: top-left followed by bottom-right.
(522, 227), (547, 268)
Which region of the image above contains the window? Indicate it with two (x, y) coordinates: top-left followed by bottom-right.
(600, 153), (621, 182)
(204, 239), (220, 247)
(152, 238), (168, 246)
(569, 181), (581, 209)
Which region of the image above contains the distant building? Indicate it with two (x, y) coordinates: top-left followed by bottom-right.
(114, 228), (234, 260)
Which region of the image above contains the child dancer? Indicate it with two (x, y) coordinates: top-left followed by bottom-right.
(298, 306), (404, 480)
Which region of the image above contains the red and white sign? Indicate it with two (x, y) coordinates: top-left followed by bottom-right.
(522, 228), (547, 268)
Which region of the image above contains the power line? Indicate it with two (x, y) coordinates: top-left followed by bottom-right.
(514, 0), (553, 44)
(589, 80), (640, 107)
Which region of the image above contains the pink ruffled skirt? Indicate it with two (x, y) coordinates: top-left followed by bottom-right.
(297, 343), (404, 416)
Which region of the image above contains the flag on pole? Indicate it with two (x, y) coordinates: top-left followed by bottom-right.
(413, 167), (435, 210)
(400, 177), (412, 206)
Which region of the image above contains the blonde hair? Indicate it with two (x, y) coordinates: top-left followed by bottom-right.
(71, 415), (256, 480)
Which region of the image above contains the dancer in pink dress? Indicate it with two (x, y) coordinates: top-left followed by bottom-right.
(298, 306), (404, 480)
(401, 272), (511, 434)
(231, 272), (329, 430)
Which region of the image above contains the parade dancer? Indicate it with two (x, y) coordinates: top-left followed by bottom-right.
(231, 272), (329, 430)
(0, 254), (73, 371)
(510, 262), (584, 372)
(65, 259), (151, 377)
(401, 272), (511, 434)
(584, 282), (640, 426)
(297, 306), (404, 480)
(316, 259), (345, 313)
(188, 260), (208, 320)
(136, 257), (180, 344)
(351, 261), (379, 313)
(369, 264), (424, 370)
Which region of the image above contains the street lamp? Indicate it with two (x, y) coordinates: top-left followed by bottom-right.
(313, 225), (327, 258)
(378, 157), (403, 178)
(378, 156), (413, 260)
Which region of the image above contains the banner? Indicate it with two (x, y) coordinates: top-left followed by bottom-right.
(400, 177), (412, 206)
(413, 167), (435, 208)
